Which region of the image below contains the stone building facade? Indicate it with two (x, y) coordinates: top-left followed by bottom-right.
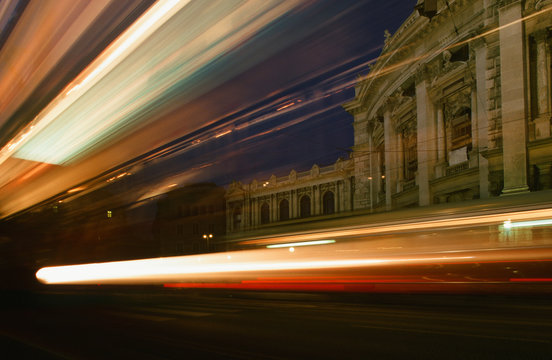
(343, 0), (552, 211)
(225, 158), (354, 234)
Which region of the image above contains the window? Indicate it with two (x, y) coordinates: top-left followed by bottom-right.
(279, 199), (290, 221)
(233, 207), (241, 230)
(451, 108), (471, 150)
(300, 195), (311, 218)
(107, 210), (112, 218)
(260, 202), (270, 224)
(323, 191), (335, 215)
(193, 223), (199, 235)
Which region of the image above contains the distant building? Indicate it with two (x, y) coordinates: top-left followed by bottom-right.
(226, 0), (552, 234)
(344, 0), (552, 211)
(225, 157), (354, 234)
(154, 183), (226, 255)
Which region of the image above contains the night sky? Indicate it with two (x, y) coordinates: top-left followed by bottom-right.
(139, 0), (416, 192)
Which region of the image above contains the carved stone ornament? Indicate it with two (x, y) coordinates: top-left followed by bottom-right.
(524, 0), (550, 10)
(289, 169), (297, 182)
(320, 182), (336, 194)
(297, 187), (312, 197)
(415, 64), (429, 83)
(311, 164), (320, 177)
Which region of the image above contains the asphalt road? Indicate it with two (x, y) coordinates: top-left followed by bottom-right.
(1, 287), (551, 359)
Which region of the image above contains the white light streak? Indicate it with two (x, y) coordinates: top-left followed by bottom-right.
(503, 218), (552, 229)
(267, 240), (336, 248)
(35, 245), (474, 285)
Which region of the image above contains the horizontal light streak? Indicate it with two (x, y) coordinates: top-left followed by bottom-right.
(239, 208), (552, 246)
(503, 219), (552, 229)
(267, 240), (335, 248)
(509, 278), (552, 282)
(35, 248), (474, 285)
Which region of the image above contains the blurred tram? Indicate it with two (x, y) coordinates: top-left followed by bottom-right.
(36, 190), (552, 293)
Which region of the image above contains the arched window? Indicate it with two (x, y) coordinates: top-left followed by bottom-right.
(279, 199), (289, 221)
(260, 202), (270, 224)
(300, 195), (311, 218)
(232, 207), (241, 230)
(322, 191), (335, 215)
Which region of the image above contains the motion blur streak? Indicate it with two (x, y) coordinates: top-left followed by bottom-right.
(239, 208), (552, 246)
(2, 0), (304, 165)
(504, 219), (552, 228)
(266, 240), (336, 248)
(34, 245), (474, 285)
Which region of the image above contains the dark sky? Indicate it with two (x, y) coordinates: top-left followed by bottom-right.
(156, 0), (416, 185)
(104, 0), (417, 203)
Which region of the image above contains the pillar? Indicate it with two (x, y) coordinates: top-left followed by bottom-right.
(470, 85), (479, 168)
(534, 29), (550, 138)
(499, 0), (529, 194)
(397, 132), (404, 191)
(416, 65), (437, 205)
(383, 101), (397, 210)
(474, 36), (490, 198)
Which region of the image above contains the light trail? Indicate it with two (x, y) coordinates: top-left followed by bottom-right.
(238, 208), (552, 246)
(35, 244), (475, 285)
(266, 240), (336, 248)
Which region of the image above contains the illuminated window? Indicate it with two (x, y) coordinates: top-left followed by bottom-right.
(107, 210), (112, 218)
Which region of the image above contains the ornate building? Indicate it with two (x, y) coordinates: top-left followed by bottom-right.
(226, 0), (552, 234)
(343, 0), (552, 211)
(225, 157), (354, 234)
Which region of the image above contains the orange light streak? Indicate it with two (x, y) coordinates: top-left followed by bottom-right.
(239, 208), (552, 246)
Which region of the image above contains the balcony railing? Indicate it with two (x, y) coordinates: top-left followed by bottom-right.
(446, 161), (469, 176)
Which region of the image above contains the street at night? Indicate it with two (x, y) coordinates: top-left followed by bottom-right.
(3, 288), (552, 359)
(2, 0), (552, 358)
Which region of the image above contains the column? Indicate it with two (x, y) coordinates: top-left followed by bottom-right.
(243, 196), (250, 231)
(344, 177), (351, 211)
(313, 185), (320, 215)
(416, 65), (437, 206)
(470, 85), (479, 168)
(383, 101), (397, 210)
(435, 102), (447, 178)
(368, 132), (375, 209)
(474, 36), (490, 198)
(270, 194), (275, 222)
(534, 29), (551, 139)
(251, 198), (257, 227)
(499, 1), (529, 194)
(336, 181), (342, 212)
(397, 132), (404, 191)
